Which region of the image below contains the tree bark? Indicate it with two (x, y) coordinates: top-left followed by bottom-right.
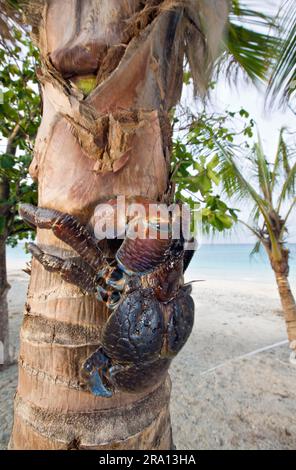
(274, 271), (296, 345)
(269, 246), (296, 352)
(0, 121), (20, 369)
(9, 0), (228, 450)
(0, 172), (10, 369)
(0, 237), (10, 369)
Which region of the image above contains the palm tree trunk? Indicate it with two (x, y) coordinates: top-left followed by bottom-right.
(10, 1), (179, 451)
(0, 173), (10, 369)
(274, 271), (296, 345)
(0, 122), (21, 369)
(0, 237), (10, 369)
(269, 245), (296, 351)
(9, 0), (228, 450)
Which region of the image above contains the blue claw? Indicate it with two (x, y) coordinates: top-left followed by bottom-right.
(82, 348), (113, 397)
(88, 369), (112, 398)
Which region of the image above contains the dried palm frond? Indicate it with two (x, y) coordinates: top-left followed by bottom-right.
(183, 0), (229, 95)
(1, 0), (229, 96)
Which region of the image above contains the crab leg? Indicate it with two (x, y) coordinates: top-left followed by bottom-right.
(20, 204), (105, 271)
(28, 243), (97, 293)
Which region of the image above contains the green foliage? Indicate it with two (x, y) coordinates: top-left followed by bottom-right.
(0, 26), (40, 246)
(217, 0), (280, 85)
(171, 108), (253, 232)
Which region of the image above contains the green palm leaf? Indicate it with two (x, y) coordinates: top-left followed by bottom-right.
(277, 162), (296, 210)
(267, 0), (296, 105)
(250, 239), (262, 257)
(217, 1), (279, 85)
(252, 133), (272, 203)
(215, 136), (283, 260)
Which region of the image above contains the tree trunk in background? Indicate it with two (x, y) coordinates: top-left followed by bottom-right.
(0, 238), (10, 369)
(9, 0), (228, 449)
(274, 272), (296, 345)
(0, 125), (20, 369)
(270, 247), (296, 350)
(0, 173), (10, 369)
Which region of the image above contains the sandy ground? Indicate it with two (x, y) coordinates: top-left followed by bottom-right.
(0, 270), (295, 450)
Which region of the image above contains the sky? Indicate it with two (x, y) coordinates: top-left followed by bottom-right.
(199, 0), (296, 244)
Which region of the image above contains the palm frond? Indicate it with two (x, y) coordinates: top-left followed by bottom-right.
(239, 219), (261, 240)
(219, 160), (251, 202)
(252, 133), (272, 203)
(277, 161), (296, 210)
(216, 1), (279, 85)
(184, 0), (229, 95)
(271, 127), (287, 190)
(216, 137), (282, 260)
(282, 197), (296, 232)
(250, 239), (262, 257)
(267, 0), (296, 106)
(249, 202), (261, 225)
(216, 139), (265, 208)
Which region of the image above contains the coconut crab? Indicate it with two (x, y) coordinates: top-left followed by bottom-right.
(19, 199), (195, 397)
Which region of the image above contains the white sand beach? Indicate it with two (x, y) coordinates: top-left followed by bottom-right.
(0, 266), (296, 450)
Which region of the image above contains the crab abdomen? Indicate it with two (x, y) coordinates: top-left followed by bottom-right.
(101, 289), (164, 363)
(108, 358), (171, 393)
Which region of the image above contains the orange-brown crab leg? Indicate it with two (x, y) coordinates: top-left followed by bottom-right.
(27, 243), (97, 293)
(19, 204), (105, 271)
(20, 204), (127, 305)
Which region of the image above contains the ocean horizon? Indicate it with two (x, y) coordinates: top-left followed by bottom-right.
(6, 242), (296, 285)
(187, 243), (296, 284)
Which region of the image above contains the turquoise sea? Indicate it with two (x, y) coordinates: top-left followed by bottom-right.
(6, 243), (296, 285)
(187, 243), (296, 284)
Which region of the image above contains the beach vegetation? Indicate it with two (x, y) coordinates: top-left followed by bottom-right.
(0, 27), (39, 366)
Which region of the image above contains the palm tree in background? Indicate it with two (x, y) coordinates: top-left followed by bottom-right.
(0, 0), (285, 451)
(218, 129), (296, 363)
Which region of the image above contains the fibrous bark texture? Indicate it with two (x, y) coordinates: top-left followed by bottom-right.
(0, 239), (10, 368)
(271, 249), (296, 345)
(10, 0), (228, 450)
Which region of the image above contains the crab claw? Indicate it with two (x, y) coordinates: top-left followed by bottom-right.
(81, 349), (113, 398)
(88, 369), (113, 398)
